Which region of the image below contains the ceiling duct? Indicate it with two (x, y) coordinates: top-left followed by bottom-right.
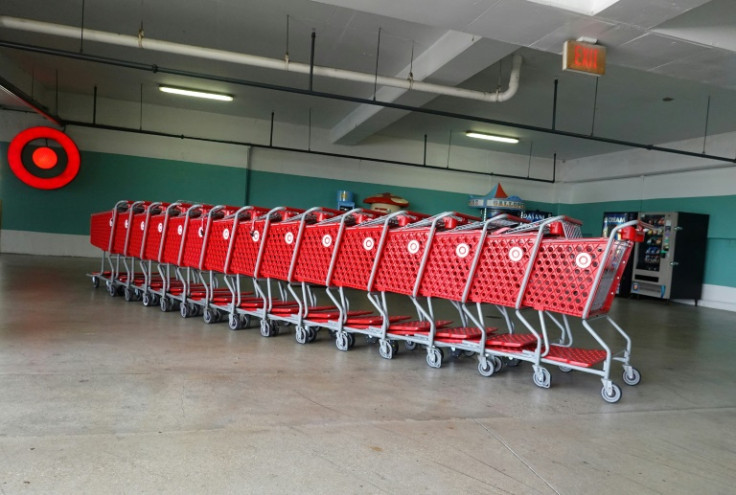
(0, 16), (522, 104)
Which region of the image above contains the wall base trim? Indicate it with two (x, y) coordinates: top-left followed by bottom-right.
(0, 230), (99, 258)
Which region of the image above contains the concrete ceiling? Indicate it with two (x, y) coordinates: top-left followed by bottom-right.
(1, 0), (736, 162)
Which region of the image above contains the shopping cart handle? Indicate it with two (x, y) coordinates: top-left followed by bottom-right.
(619, 226), (645, 242)
(443, 217), (458, 229)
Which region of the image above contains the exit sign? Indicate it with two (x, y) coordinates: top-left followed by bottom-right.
(563, 40), (606, 76)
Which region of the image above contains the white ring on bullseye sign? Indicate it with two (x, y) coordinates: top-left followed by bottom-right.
(285, 232), (294, 245)
(177, 225), (183, 236)
(322, 234), (332, 247)
(252, 230), (260, 242)
(124, 219), (129, 229)
(407, 240), (420, 254)
(223, 228), (230, 241)
(140, 221), (145, 231)
(575, 252), (592, 269)
(456, 243), (470, 258)
(157, 223), (163, 233)
(509, 246), (523, 262)
(363, 237), (375, 251)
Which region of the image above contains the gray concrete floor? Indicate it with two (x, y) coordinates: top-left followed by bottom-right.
(1, 254), (735, 494)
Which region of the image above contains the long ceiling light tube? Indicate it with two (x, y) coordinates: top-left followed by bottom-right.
(0, 16), (522, 104)
(465, 131), (519, 143)
(1, 40), (734, 166)
(159, 85), (233, 101)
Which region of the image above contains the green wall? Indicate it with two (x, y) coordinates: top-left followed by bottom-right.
(0, 144), (248, 235)
(1, 143), (732, 288)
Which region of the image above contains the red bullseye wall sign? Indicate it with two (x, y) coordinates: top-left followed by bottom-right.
(7, 127), (81, 190)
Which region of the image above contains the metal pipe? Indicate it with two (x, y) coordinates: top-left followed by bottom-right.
(0, 16), (523, 103)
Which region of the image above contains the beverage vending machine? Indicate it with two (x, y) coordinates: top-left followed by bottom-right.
(630, 211), (709, 303)
(602, 211), (638, 296)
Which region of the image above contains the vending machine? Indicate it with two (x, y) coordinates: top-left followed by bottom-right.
(630, 212), (709, 303)
(602, 211), (638, 296)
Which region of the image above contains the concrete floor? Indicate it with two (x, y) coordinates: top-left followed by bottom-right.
(1, 254), (735, 494)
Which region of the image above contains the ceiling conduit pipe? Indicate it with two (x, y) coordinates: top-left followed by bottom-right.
(0, 16), (522, 103)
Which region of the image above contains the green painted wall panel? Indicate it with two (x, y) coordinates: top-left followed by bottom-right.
(0, 145), (247, 235)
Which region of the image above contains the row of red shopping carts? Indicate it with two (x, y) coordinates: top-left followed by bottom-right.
(88, 199), (647, 403)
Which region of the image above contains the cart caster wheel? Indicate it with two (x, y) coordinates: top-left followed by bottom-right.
(478, 359), (495, 377)
(134, 288), (142, 301)
(180, 303), (190, 318)
(405, 341), (417, 351)
(506, 358), (521, 367)
(426, 347), (444, 369)
(533, 367), (551, 389)
(107, 283), (117, 297)
(390, 340), (399, 356)
(124, 287), (134, 302)
(601, 383), (622, 403)
(160, 297), (170, 312)
(336, 333), (349, 351)
(622, 367), (641, 386)
(306, 327), (317, 343)
(492, 356), (503, 373)
(228, 314), (242, 331)
(242, 315), (252, 328)
(260, 319), (275, 337)
(365, 336), (378, 344)
(151, 294), (160, 306)
(295, 326), (308, 344)
(141, 293), (151, 307)
(203, 308), (216, 324)
(92, 276), (100, 288)
(559, 366), (573, 373)
(379, 340), (393, 360)
(346, 333), (355, 349)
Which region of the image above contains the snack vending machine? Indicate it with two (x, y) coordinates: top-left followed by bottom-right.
(630, 211), (709, 303)
(602, 211), (638, 296)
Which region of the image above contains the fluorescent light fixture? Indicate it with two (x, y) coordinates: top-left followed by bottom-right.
(465, 131), (519, 144)
(159, 85), (233, 102)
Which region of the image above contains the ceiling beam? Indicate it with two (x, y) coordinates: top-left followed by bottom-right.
(330, 31), (517, 145)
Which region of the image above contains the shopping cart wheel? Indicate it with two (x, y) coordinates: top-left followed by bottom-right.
(601, 383), (622, 403)
(306, 327), (318, 343)
(160, 297), (169, 312)
(228, 314), (242, 331)
(378, 340), (394, 360)
(426, 347), (443, 369)
(390, 340), (399, 356)
(124, 287), (135, 302)
(142, 293), (152, 307)
(478, 358), (494, 377)
(180, 303), (191, 318)
(622, 367), (641, 386)
(335, 332), (349, 351)
(260, 319), (275, 337)
(107, 282), (117, 297)
(558, 366), (573, 373)
(91, 276), (100, 288)
(242, 315), (252, 328)
(532, 367), (551, 389)
(506, 358), (521, 367)
(203, 308), (216, 324)
(405, 341), (417, 351)
(346, 333), (356, 349)
(295, 326), (308, 344)
(492, 356), (503, 373)
(151, 294), (160, 306)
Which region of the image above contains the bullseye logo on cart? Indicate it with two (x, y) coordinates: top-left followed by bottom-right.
(7, 127), (81, 190)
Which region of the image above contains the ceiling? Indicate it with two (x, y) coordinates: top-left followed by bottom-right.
(2, 0), (736, 163)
